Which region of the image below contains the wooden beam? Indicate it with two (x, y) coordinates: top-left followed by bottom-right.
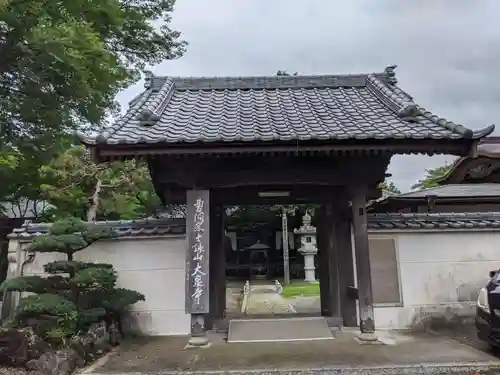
(211, 186), (345, 205)
(98, 140), (470, 159)
(153, 155), (391, 190)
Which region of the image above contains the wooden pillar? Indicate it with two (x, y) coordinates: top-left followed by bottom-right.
(185, 190), (210, 347)
(210, 204), (227, 330)
(316, 205), (331, 316)
(219, 210), (227, 325)
(205, 200), (227, 332)
(206, 203), (218, 330)
(351, 186), (377, 341)
(324, 203), (340, 321)
(335, 201), (357, 327)
(317, 204), (341, 324)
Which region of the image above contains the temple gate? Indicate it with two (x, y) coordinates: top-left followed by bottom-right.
(80, 66), (493, 345)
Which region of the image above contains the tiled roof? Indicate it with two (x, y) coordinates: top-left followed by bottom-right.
(438, 136), (500, 185)
(8, 213), (500, 240)
(391, 183), (500, 199)
(368, 212), (500, 230)
(8, 218), (186, 240)
(81, 66), (493, 147)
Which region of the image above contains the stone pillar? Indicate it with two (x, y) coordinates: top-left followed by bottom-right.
(351, 187), (378, 342)
(185, 190), (210, 347)
(302, 251), (316, 282)
(294, 212), (318, 283)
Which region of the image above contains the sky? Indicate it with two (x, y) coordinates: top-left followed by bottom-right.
(116, 0), (500, 192)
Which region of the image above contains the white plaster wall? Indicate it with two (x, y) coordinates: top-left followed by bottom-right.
(17, 236), (189, 336)
(372, 230), (500, 330)
(13, 228), (500, 335)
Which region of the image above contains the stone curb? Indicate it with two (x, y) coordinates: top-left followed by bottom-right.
(84, 361), (500, 375)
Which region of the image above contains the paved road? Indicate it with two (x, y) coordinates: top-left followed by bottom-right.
(434, 323), (492, 353)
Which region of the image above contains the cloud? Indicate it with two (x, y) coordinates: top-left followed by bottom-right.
(117, 0), (500, 192)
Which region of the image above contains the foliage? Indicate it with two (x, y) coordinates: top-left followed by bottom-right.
(0, 218), (144, 345)
(378, 180), (401, 195)
(0, 275), (48, 294)
(43, 261), (113, 275)
(102, 288), (146, 312)
(411, 163), (454, 190)
(0, 0), (186, 151)
(0, 138), (70, 217)
(39, 145), (162, 221)
(72, 267), (117, 291)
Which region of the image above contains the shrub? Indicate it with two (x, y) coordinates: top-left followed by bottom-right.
(0, 218), (145, 346)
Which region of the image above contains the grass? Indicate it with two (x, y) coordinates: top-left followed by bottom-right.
(281, 282), (320, 299)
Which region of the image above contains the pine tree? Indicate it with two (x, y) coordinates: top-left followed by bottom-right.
(0, 218), (144, 345)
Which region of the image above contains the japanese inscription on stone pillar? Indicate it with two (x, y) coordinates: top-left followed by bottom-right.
(185, 190), (210, 313)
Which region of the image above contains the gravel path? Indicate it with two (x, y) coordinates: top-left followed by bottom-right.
(246, 284), (294, 314)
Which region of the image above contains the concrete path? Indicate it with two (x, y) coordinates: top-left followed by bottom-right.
(289, 295), (321, 314)
(246, 284), (294, 314)
(82, 330), (500, 374)
(228, 317), (333, 343)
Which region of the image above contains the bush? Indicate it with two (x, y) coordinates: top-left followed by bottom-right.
(0, 218), (145, 346)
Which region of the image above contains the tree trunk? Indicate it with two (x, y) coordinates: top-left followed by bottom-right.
(86, 178), (102, 222)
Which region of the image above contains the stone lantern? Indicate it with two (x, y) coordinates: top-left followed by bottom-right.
(294, 212), (318, 283)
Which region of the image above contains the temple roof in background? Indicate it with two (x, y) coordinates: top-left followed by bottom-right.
(439, 137), (500, 184)
(79, 66), (493, 159)
(368, 183), (500, 212)
(387, 184), (500, 199)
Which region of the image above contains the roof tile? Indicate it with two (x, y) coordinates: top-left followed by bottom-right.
(8, 212), (500, 241)
(368, 212), (500, 230)
(84, 67), (493, 146)
(391, 183), (500, 199)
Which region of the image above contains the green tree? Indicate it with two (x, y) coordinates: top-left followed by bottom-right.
(39, 145), (161, 222)
(411, 164), (453, 190)
(0, 136), (71, 212)
(378, 180), (401, 195)
(0, 218), (144, 345)
(0, 0), (186, 150)
(0, 140), (71, 287)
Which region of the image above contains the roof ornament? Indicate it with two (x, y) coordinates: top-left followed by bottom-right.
(137, 108), (161, 126)
(384, 65), (398, 85)
(397, 104), (420, 121)
(144, 70), (154, 89)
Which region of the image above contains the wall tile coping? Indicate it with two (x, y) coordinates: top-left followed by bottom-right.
(7, 212), (500, 240)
